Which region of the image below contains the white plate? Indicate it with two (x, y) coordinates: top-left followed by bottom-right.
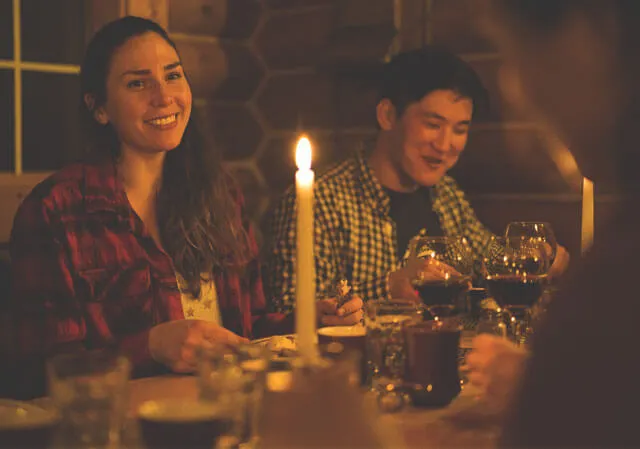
(252, 334), (298, 359)
(0, 399), (59, 430)
(252, 334), (296, 348)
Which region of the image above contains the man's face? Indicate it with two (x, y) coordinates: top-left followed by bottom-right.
(388, 89), (473, 187)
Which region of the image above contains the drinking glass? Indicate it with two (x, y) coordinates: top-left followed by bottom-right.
(317, 325), (367, 385)
(198, 343), (266, 448)
(505, 221), (558, 266)
(408, 236), (474, 320)
(403, 320), (462, 407)
(231, 343), (270, 447)
(483, 236), (550, 346)
(364, 299), (423, 400)
(47, 351), (131, 449)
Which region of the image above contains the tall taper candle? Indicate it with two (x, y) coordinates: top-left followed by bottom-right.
(295, 136), (317, 361)
(581, 177), (594, 254)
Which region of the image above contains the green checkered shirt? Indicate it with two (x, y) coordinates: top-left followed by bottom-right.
(267, 150), (499, 313)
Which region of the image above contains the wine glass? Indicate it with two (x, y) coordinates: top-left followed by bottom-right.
(408, 236), (474, 320)
(483, 236), (550, 346)
(505, 221), (558, 266)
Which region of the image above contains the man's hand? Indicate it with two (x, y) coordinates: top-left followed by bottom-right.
(316, 296), (364, 326)
(388, 257), (461, 302)
(148, 320), (248, 373)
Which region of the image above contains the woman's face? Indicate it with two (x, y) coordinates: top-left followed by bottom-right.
(480, 1), (622, 181)
(95, 31), (192, 157)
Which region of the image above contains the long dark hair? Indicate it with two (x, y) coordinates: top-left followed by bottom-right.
(80, 16), (253, 297)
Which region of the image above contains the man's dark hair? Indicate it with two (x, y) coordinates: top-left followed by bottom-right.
(379, 45), (489, 118)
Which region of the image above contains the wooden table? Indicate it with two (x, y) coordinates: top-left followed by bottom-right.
(32, 373), (499, 448)
(125, 375), (500, 448)
(376, 387), (501, 448)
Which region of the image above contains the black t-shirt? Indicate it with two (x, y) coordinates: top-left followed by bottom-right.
(384, 187), (443, 260)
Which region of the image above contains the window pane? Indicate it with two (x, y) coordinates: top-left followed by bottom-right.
(23, 72), (82, 171)
(21, 0), (86, 64)
(0, 0), (12, 59)
(0, 70), (14, 171)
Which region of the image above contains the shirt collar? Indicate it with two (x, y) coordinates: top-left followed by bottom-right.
(354, 148), (391, 215)
(354, 146), (446, 217)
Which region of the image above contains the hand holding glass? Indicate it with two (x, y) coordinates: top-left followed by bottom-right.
(408, 236), (474, 319)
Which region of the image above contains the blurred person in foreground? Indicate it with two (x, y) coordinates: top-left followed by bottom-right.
(467, 1), (640, 447)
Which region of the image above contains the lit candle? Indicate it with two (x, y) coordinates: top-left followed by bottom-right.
(581, 177), (594, 254)
(295, 136), (318, 362)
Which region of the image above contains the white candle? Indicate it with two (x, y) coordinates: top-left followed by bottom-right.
(295, 136), (318, 362)
(581, 177), (594, 254)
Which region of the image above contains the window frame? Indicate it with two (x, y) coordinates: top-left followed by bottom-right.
(0, 0), (84, 179)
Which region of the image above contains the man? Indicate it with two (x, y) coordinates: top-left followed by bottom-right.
(267, 46), (569, 316)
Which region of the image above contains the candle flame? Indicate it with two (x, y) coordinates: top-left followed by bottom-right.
(295, 136), (312, 170)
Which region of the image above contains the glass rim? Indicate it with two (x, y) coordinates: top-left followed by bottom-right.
(366, 298), (422, 308)
(365, 298), (425, 318)
(507, 221), (553, 227)
(410, 235), (468, 245)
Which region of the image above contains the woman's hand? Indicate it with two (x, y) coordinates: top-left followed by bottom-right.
(316, 296), (364, 326)
(148, 320), (248, 373)
(465, 334), (528, 413)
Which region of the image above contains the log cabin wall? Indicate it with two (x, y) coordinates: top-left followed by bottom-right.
(0, 0), (626, 260)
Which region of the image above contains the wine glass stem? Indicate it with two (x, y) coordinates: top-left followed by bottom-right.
(507, 308), (530, 347)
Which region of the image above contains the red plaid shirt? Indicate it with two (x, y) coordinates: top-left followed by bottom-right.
(4, 160), (289, 398)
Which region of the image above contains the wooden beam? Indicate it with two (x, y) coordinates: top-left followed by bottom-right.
(124, 0), (169, 28)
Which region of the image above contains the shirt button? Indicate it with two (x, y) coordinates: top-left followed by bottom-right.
(384, 222), (393, 236)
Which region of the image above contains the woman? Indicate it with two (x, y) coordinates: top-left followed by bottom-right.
(467, 1), (640, 447)
(4, 16), (362, 399)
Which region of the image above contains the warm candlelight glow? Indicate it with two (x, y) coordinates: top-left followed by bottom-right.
(295, 136), (312, 171)
(581, 177), (594, 254)
(294, 133), (318, 363)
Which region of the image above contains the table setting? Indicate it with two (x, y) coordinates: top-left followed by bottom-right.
(0, 134), (586, 449)
(0, 204), (566, 449)
(0, 319), (505, 449)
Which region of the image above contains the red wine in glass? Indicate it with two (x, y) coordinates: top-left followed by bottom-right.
(485, 274), (548, 309)
(413, 276), (470, 318)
